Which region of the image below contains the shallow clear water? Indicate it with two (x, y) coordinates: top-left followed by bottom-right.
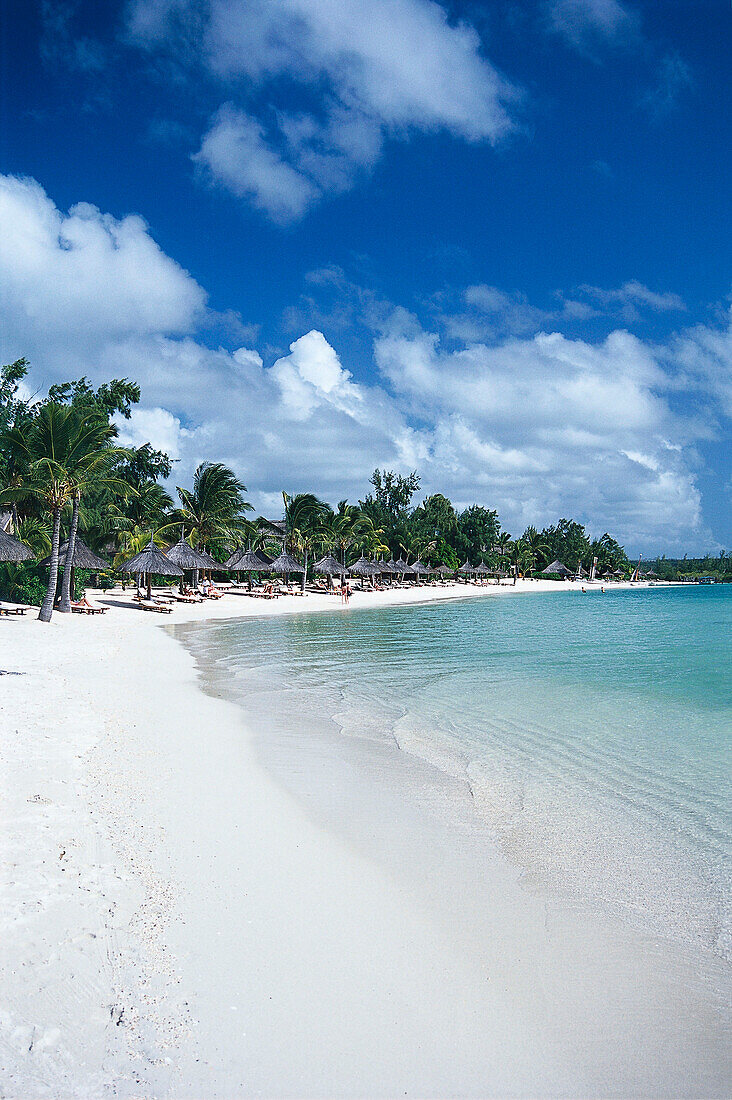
(183, 586), (732, 959)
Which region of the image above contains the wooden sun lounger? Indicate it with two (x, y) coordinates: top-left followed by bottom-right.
(138, 599), (172, 614)
(0, 601), (29, 616)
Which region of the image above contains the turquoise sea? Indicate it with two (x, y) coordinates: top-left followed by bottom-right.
(181, 585), (732, 960)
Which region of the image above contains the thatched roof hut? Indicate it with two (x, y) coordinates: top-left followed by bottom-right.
(119, 540), (183, 577)
(268, 550), (305, 574)
(0, 528), (34, 563)
(458, 561), (474, 574)
(40, 537), (108, 570)
(393, 558), (408, 572)
(349, 556), (377, 576)
(434, 563), (454, 575)
(474, 561), (490, 575)
(313, 554), (344, 576)
(224, 546), (243, 569)
(231, 549), (270, 572)
(541, 559), (572, 577)
(164, 537), (212, 571)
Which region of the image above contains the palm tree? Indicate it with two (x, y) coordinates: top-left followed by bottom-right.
(521, 526), (551, 571)
(1, 404), (78, 621)
(492, 531), (513, 572)
(176, 462), (251, 554)
(352, 515), (389, 561)
(58, 418), (129, 613)
(282, 492), (329, 590)
(322, 501), (369, 569)
(399, 532), (437, 566)
(511, 537), (536, 577)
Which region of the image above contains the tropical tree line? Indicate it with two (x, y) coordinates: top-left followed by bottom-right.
(647, 553), (732, 582)
(1, 360), (649, 619)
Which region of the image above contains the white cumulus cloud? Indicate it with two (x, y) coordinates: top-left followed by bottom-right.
(0, 173), (729, 552)
(0, 175), (205, 345)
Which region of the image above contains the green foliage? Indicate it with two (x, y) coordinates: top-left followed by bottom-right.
(0, 563), (46, 606)
(2, 365), (723, 595)
(648, 552), (731, 582)
(361, 468), (420, 528)
(456, 505), (501, 563)
(175, 462), (252, 551)
(46, 376), (140, 420)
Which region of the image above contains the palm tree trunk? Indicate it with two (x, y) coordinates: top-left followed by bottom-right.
(302, 548), (308, 593)
(39, 507), (61, 622)
(58, 494), (80, 612)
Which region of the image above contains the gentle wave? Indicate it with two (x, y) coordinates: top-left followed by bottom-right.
(183, 585), (732, 960)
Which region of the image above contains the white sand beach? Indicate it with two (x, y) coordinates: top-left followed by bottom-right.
(1, 580), (729, 1098)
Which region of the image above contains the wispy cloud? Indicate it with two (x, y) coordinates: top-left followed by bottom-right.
(40, 1), (107, 72)
(641, 51), (693, 118)
(579, 280), (686, 314)
(544, 0), (641, 60)
(127, 0), (520, 222)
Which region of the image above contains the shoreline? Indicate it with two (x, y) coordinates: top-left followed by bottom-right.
(1, 580), (728, 1097)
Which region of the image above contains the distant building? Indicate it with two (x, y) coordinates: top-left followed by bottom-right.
(261, 518), (286, 541)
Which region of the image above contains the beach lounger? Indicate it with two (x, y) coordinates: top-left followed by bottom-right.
(70, 595), (107, 614)
(0, 601), (29, 616)
(138, 599), (172, 614)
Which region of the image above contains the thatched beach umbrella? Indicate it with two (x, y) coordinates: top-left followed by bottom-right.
(268, 550), (305, 576)
(40, 536), (109, 603)
(349, 556), (376, 577)
(198, 549), (223, 573)
(226, 548), (270, 590)
(0, 528), (34, 563)
(166, 536), (212, 572)
(393, 558), (408, 573)
(541, 559), (572, 578)
(313, 553), (345, 576)
(434, 563), (454, 577)
(40, 536), (109, 571)
(224, 545), (244, 569)
(458, 560), (474, 577)
(166, 536), (216, 591)
(474, 561), (490, 576)
(118, 539), (183, 599)
(232, 548), (270, 571)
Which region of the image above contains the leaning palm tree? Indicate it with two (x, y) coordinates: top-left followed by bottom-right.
(176, 462), (251, 554)
(57, 418), (130, 613)
(1, 404), (77, 621)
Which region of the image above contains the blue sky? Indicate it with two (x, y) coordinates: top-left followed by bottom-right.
(1, 0), (730, 553)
